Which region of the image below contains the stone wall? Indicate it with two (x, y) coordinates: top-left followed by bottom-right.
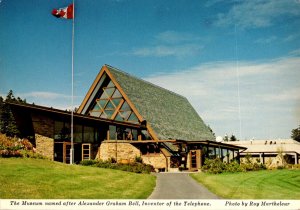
(142, 153), (167, 170)
(99, 141), (167, 170)
(35, 134), (54, 160)
(99, 141), (141, 163)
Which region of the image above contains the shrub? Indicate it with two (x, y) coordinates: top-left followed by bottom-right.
(80, 159), (98, 166)
(80, 159), (154, 174)
(226, 160), (244, 172)
(135, 156), (143, 163)
(20, 150), (47, 159)
(202, 158), (266, 174)
(202, 158), (225, 174)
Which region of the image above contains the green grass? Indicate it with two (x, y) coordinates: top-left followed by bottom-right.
(0, 158), (156, 199)
(191, 169), (300, 199)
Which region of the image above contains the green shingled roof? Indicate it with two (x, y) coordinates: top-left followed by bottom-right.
(106, 65), (215, 141)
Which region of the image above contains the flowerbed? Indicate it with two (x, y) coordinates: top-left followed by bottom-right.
(0, 134), (44, 159)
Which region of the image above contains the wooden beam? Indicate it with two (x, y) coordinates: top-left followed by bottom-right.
(104, 66), (145, 123)
(111, 99), (125, 120)
(77, 66), (106, 114)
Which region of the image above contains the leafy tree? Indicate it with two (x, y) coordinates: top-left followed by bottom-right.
(291, 125), (300, 142)
(224, 134), (229, 142)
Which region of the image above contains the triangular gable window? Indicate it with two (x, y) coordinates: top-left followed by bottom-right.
(89, 76), (139, 124)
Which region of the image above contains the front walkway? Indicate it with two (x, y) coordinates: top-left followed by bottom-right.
(148, 173), (219, 199)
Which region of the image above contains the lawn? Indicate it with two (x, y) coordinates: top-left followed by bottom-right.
(0, 158), (156, 199)
(191, 169), (300, 199)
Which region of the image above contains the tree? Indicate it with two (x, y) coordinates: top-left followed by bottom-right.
(230, 134), (237, 141)
(224, 134), (229, 142)
(0, 90), (26, 137)
(0, 96), (4, 133)
(291, 125), (300, 142)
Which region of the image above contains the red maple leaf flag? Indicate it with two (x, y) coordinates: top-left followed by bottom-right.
(52, 4), (74, 19)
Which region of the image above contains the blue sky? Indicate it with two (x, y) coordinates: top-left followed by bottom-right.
(0, 0), (299, 140)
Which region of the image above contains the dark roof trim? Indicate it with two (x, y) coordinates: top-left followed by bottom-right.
(175, 140), (247, 150)
(240, 151), (300, 155)
(102, 140), (176, 144)
(7, 102), (144, 129)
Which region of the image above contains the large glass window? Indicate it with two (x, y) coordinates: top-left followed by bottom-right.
(83, 126), (94, 143)
(74, 125), (83, 143)
(54, 121), (70, 140)
(141, 130), (152, 140)
(89, 78), (139, 124)
(208, 147), (216, 159)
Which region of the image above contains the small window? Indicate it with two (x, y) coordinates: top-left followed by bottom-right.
(82, 143), (91, 160)
(107, 81), (115, 88)
(104, 87), (115, 98)
(121, 102), (131, 111)
(112, 89), (122, 98)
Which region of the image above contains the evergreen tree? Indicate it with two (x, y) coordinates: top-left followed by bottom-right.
(0, 90), (26, 137)
(291, 125), (300, 142)
(230, 134), (237, 141)
(0, 96), (4, 133)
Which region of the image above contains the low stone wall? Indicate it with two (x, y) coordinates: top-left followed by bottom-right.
(35, 134), (54, 160)
(99, 141), (167, 170)
(142, 153), (166, 170)
(99, 141), (141, 163)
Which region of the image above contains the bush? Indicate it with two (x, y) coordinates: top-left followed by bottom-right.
(135, 156), (143, 163)
(80, 159), (154, 174)
(202, 158), (266, 174)
(0, 134), (46, 159)
(20, 150), (47, 159)
(202, 158), (225, 174)
(80, 159), (98, 166)
(226, 160), (244, 173)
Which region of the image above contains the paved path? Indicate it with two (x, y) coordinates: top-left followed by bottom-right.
(148, 173), (219, 199)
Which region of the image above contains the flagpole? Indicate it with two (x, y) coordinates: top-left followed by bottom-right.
(70, 0), (75, 164)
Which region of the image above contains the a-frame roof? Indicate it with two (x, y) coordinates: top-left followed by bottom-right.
(78, 65), (215, 141)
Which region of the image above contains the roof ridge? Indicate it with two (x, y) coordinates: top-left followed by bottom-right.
(105, 64), (186, 99)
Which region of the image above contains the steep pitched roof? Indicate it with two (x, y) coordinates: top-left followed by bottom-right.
(78, 65), (215, 141)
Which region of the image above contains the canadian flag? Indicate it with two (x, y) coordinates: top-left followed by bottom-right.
(52, 4), (74, 19)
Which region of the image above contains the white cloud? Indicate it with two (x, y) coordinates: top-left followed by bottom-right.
(284, 33), (300, 42)
(254, 36), (277, 44)
(15, 91), (82, 110)
(144, 56), (300, 139)
(20, 91), (71, 100)
(289, 48), (300, 56)
(155, 31), (201, 44)
(132, 44), (202, 57)
(131, 31), (204, 58)
(215, 0), (300, 29)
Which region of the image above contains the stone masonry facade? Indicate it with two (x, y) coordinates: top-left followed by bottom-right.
(99, 141), (167, 170)
(99, 141), (141, 163)
(35, 134), (54, 160)
(32, 113), (55, 160)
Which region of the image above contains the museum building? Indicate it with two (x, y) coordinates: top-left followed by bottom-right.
(9, 65), (245, 171)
